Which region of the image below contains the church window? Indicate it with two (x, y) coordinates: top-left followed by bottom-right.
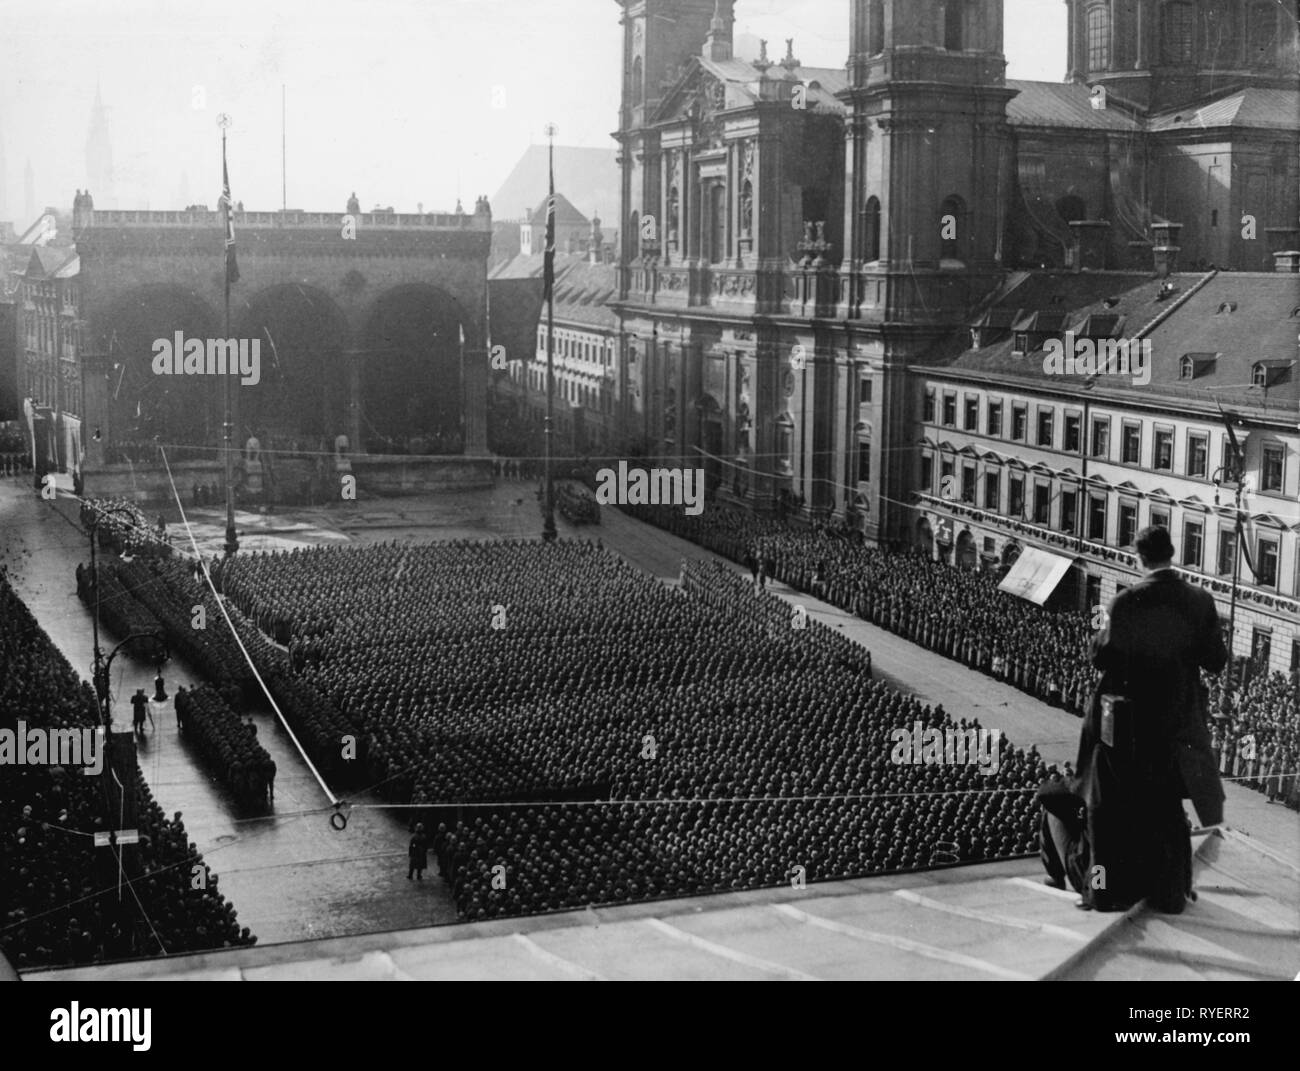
(863, 196), (881, 262)
(1086, 3), (1111, 71)
(631, 56), (644, 106)
(943, 1), (964, 51)
(939, 194), (967, 263)
(868, 0), (885, 54)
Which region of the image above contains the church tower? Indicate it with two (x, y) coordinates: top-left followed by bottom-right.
(839, 0), (1016, 543)
(85, 83), (115, 210)
(614, 0), (728, 274)
(1064, 0), (1300, 113)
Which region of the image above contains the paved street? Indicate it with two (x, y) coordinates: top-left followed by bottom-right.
(1, 472), (1294, 956)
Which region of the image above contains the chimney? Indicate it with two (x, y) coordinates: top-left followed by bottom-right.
(704, 0), (734, 62)
(589, 213), (603, 265)
(1069, 220), (1110, 271)
(1151, 220), (1182, 278)
(1273, 250), (1300, 273)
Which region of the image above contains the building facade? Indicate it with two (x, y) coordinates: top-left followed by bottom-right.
(610, 0), (1298, 670)
(17, 243), (82, 479)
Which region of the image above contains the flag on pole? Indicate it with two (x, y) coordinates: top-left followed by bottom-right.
(220, 151), (240, 286)
(542, 160), (556, 305)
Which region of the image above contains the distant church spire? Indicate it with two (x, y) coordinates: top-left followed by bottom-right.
(86, 80), (115, 210)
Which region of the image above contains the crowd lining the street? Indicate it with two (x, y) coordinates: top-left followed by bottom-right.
(0, 571), (254, 968)
(625, 503), (1299, 812)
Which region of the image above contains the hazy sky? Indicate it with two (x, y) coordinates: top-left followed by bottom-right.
(0, 0), (1068, 220)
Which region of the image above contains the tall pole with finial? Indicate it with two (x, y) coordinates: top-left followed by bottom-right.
(218, 113), (239, 558)
(541, 122), (558, 543)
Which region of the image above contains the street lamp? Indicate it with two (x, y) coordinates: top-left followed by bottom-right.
(1211, 460), (1250, 715)
(82, 501), (167, 729)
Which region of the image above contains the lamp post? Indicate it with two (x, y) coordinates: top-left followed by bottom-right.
(83, 501), (167, 729)
(1212, 460), (1248, 715)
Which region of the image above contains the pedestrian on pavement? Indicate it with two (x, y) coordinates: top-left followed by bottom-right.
(744, 547), (759, 586)
(408, 823), (429, 881)
(266, 758), (276, 802)
(130, 689), (149, 736)
(174, 685), (188, 730)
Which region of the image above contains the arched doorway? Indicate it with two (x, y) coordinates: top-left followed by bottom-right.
(956, 528), (977, 569)
(235, 285), (349, 445)
(917, 517), (935, 559)
(98, 285), (220, 452)
(363, 285), (469, 453)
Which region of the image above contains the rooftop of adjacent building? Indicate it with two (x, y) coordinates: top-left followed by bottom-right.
(489, 252), (619, 329)
(933, 268), (1300, 417)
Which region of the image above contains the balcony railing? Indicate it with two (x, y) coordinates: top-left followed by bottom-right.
(915, 492), (1300, 615)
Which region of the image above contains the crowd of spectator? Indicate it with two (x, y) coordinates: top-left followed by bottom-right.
(0, 453), (32, 477)
(0, 571), (254, 968)
(625, 502), (1298, 811)
(90, 556), (363, 784)
(174, 686), (276, 807)
(1209, 672), (1300, 810)
(209, 540), (1045, 920)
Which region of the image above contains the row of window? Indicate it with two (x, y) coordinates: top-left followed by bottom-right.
(922, 454), (1286, 586)
(924, 389), (1287, 491)
(526, 366), (614, 415)
(24, 318), (77, 356)
(863, 0), (966, 55)
(536, 327), (614, 367)
(1085, 1), (1280, 71)
(26, 372), (82, 418)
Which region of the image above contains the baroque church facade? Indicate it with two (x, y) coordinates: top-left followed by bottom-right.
(611, 0), (1299, 548)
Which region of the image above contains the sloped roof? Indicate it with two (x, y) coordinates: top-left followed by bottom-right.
(935, 270), (1300, 416)
(1148, 88), (1300, 132)
(488, 253), (618, 329)
(20, 245), (78, 279)
(655, 56), (847, 121)
(1006, 80), (1141, 131)
(1143, 274), (1300, 400)
(491, 145), (620, 224)
(526, 192), (589, 227)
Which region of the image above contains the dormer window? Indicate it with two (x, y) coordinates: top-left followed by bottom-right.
(1013, 332), (1029, 355)
(1252, 361), (1293, 388)
(1216, 301), (1237, 315)
(1181, 352), (1217, 379)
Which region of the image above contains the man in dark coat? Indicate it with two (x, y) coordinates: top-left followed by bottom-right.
(408, 823), (429, 881)
(1038, 526), (1227, 913)
(130, 689), (150, 736)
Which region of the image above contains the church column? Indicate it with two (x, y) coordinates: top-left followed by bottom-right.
(1066, 1), (1080, 81)
(1135, 0), (1150, 69)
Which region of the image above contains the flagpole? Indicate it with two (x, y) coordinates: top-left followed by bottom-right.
(541, 122), (558, 543)
(218, 113), (238, 559)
